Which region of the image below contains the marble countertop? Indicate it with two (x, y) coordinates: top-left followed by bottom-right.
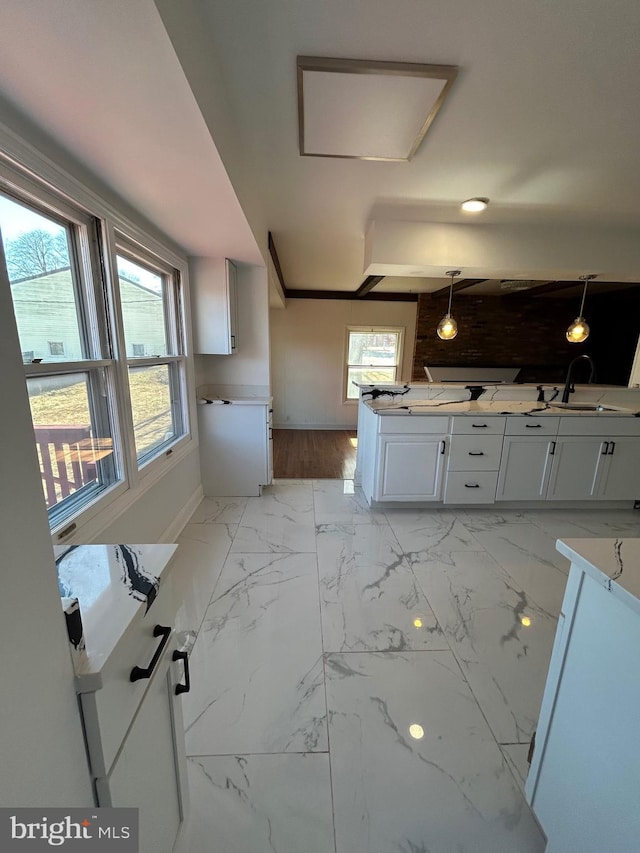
(357, 382), (640, 417)
(556, 538), (640, 615)
(197, 384), (272, 405)
(368, 399), (637, 416)
(55, 543), (178, 689)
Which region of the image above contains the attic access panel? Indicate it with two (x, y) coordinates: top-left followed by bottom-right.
(297, 56), (458, 162)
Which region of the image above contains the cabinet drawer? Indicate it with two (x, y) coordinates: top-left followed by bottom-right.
(505, 417), (560, 436)
(448, 434), (503, 471)
(451, 416), (506, 435)
(557, 416), (640, 436)
(444, 471), (499, 504)
(379, 415), (450, 434)
(80, 587), (177, 777)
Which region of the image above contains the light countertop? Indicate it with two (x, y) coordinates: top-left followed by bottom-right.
(556, 538), (640, 615)
(55, 543), (177, 689)
(197, 383), (272, 405)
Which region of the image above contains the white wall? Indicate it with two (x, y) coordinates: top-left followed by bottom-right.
(270, 298), (417, 429)
(195, 263), (271, 389)
(0, 247), (93, 806)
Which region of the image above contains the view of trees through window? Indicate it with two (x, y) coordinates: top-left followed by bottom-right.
(0, 185), (186, 524)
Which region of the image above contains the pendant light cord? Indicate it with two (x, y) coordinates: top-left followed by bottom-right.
(578, 281), (588, 316)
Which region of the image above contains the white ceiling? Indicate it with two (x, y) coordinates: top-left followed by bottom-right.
(1, 0), (640, 298)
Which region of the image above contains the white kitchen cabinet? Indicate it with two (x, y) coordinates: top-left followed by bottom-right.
(545, 436), (604, 500)
(198, 402), (271, 496)
(596, 436), (640, 499)
(95, 634), (189, 853)
(191, 257), (238, 354)
(496, 436), (555, 501)
(376, 434), (447, 501)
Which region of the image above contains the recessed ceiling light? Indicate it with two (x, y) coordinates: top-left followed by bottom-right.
(461, 197), (489, 213)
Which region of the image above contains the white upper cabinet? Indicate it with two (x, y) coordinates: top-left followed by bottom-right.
(191, 257), (238, 354)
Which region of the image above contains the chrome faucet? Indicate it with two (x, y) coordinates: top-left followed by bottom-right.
(561, 354), (596, 403)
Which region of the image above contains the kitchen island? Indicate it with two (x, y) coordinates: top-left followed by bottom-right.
(525, 537), (640, 853)
(355, 382), (640, 506)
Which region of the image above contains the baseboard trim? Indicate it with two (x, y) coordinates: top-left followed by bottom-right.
(161, 485), (204, 542)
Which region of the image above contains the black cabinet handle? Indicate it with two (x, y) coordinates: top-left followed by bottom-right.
(173, 649), (191, 695)
(471, 423), (488, 428)
(440, 440), (446, 454)
(130, 624), (171, 682)
(608, 441), (616, 455)
(468, 451), (484, 456)
(464, 483), (480, 488)
(549, 441), (556, 455)
(231, 335), (236, 349)
(525, 424), (542, 429)
(601, 441), (610, 455)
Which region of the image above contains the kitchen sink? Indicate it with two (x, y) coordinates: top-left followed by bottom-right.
(551, 402), (631, 412)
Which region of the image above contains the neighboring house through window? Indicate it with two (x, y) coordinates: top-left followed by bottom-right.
(0, 158), (190, 537)
(345, 326), (404, 400)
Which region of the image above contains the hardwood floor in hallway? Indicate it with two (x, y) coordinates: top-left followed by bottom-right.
(273, 429), (357, 479)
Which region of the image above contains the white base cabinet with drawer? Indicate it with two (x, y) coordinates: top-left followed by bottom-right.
(359, 406), (640, 507)
(94, 633), (189, 853)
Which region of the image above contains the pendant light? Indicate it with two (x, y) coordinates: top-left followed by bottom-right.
(437, 270), (460, 340)
(566, 274), (596, 343)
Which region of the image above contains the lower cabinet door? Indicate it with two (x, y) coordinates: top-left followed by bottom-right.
(376, 435), (446, 500)
(95, 644), (187, 853)
(546, 437), (604, 501)
(496, 436), (554, 501)
(596, 436), (640, 499)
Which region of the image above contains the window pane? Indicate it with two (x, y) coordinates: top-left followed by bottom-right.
(348, 331), (399, 366)
(347, 366), (397, 398)
(28, 372), (116, 513)
(117, 255), (168, 357)
(0, 193), (84, 362)
(129, 364), (177, 460)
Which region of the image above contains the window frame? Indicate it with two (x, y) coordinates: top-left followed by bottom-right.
(109, 234), (189, 473)
(344, 325), (405, 402)
(0, 148), (195, 543)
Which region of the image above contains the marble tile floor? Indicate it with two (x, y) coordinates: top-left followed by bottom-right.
(173, 481), (640, 853)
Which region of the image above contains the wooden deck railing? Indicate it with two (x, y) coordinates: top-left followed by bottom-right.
(33, 425), (110, 508)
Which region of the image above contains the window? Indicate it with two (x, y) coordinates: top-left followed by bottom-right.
(0, 189), (119, 527)
(0, 161), (191, 536)
(345, 327), (404, 400)
(115, 246), (186, 466)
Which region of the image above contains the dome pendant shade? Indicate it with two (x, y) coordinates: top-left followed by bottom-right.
(566, 317), (590, 343)
(437, 269), (461, 341)
(566, 275), (595, 344)
(437, 314), (458, 340)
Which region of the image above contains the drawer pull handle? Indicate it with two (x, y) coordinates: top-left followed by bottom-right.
(468, 451), (484, 456)
(173, 649), (191, 695)
(471, 424), (488, 428)
(464, 483), (480, 488)
(130, 624), (171, 682)
(608, 441), (616, 455)
(525, 424), (542, 429)
(601, 441), (610, 455)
